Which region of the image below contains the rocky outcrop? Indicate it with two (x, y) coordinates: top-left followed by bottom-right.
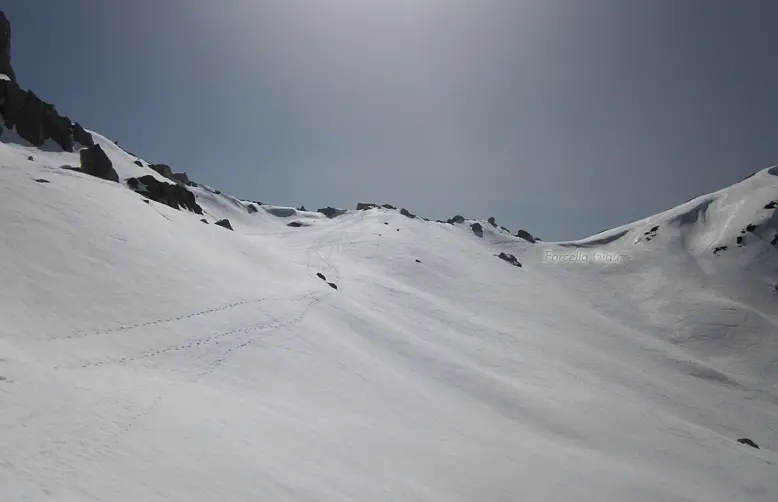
(357, 203), (378, 210)
(126, 175), (202, 214)
(400, 208), (416, 219)
(318, 206), (346, 219)
(488, 217), (497, 227)
(516, 229), (536, 243)
(298, 205), (306, 212)
(149, 163), (173, 178)
(171, 172), (191, 185)
(0, 11), (94, 151)
(215, 219), (233, 230)
(247, 204), (258, 214)
(448, 215), (465, 224)
(0, 11), (15, 83)
(470, 222), (483, 236)
(498, 252), (522, 267)
(80, 144), (119, 183)
(382, 204), (396, 210)
(737, 438), (759, 449)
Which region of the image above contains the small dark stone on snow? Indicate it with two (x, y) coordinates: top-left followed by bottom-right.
(415, 259), (422, 263)
(498, 252), (522, 267)
(384, 222), (389, 225)
(133, 160), (143, 167)
(298, 205), (306, 212)
(736, 236), (744, 245)
(143, 200), (150, 204)
(317, 273), (326, 280)
(737, 438), (759, 449)
(27, 155), (33, 161)
(471, 222), (483, 235)
(488, 217), (497, 227)
(764, 200), (777, 209)
(745, 224), (758, 232)
(649, 225), (659, 233)
(771, 235), (778, 246)
(287, 221), (304, 227)
(34, 178), (49, 183)
(200, 219), (208, 223)
(713, 245), (728, 254)
(215, 219), (233, 231)
(247, 204), (258, 214)
(328, 282), (338, 290)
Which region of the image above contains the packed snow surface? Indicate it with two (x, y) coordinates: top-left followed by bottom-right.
(1, 132), (777, 501)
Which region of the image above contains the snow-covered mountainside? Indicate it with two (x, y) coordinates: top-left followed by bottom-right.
(2, 125), (777, 501)
(1, 9), (777, 495)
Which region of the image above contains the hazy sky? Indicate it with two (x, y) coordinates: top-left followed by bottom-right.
(4, 1), (778, 240)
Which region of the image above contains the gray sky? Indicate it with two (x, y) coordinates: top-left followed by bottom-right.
(5, 0), (778, 240)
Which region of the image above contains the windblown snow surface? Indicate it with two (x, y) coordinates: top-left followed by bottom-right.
(1, 131), (777, 501)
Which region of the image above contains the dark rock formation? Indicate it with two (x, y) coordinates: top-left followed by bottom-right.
(415, 259), (422, 263)
(149, 163), (173, 178)
(765, 200), (777, 210)
(736, 236), (744, 245)
(133, 160), (143, 167)
(247, 204), (258, 214)
(713, 245), (728, 255)
(498, 252), (522, 267)
(0, 74), (94, 151)
(171, 172), (191, 185)
(448, 215), (465, 224)
(400, 208), (416, 219)
(318, 206), (346, 219)
(200, 219), (208, 224)
(0, 11), (15, 83)
(298, 205), (306, 212)
(328, 282), (338, 290)
(737, 438), (759, 449)
(470, 222), (483, 236)
(215, 219), (233, 230)
(72, 122), (94, 147)
(287, 221), (304, 227)
(488, 217), (497, 227)
(80, 144), (119, 182)
(382, 204), (396, 210)
(126, 175), (202, 214)
(516, 229), (536, 243)
(357, 203), (378, 210)
(745, 224), (758, 233)
(317, 273), (326, 281)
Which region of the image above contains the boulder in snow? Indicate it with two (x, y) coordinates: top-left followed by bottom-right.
(80, 144), (119, 183)
(215, 219), (233, 231)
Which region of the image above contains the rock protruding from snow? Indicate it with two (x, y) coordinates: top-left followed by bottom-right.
(0, 11), (15, 83)
(72, 122), (94, 147)
(488, 217), (497, 227)
(737, 438), (759, 449)
(79, 144), (119, 183)
(357, 203), (378, 210)
(215, 219), (233, 231)
(318, 206), (346, 219)
(400, 208), (416, 219)
(247, 204), (258, 214)
(126, 175), (202, 214)
(470, 222), (483, 236)
(498, 252), (522, 268)
(448, 215), (465, 224)
(516, 229), (536, 243)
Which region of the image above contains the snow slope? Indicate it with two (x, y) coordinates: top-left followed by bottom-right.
(1, 133), (777, 501)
